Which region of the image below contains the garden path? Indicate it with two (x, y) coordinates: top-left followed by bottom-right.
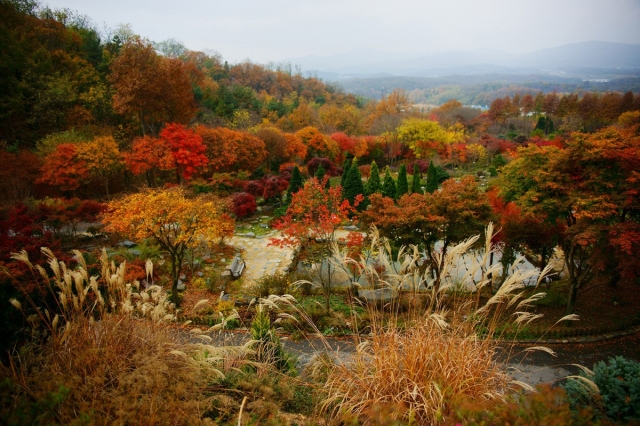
(227, 232), (296, 284)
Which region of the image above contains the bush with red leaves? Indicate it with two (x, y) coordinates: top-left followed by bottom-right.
(306, 158), (342, 177)
(243, 176), (289, 201)
(406, 160), (430, 175)
(232, 192), (257, 218)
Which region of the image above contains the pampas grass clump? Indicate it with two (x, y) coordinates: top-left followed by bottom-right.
(1, 248), (252, 425)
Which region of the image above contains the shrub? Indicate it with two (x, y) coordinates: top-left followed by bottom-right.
(564, 356), (640, 422)
(251, 272), (292, 298)
(1, 248), (252, 424)
(453, 384), (603, 426)
(232, 192), (257, 218)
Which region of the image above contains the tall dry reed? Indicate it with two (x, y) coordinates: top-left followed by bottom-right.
(314, 224), (571, 424)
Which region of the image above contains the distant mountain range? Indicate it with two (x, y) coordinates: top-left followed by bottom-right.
(280, 41), (640, 80)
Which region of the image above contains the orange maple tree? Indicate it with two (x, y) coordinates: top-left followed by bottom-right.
(195, 125), (266, 173)
(124, 135), (175, 186)
(38, 143), (89, 193)
(102, 187), (234, 304)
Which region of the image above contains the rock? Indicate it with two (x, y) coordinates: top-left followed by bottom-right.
(261, 216), (270, 219)
(177, 280), (186, 291)
(220, 293), (255, 306)
(196, 271), (204, 277)
(221, 270), (232, 277)
(256, 206), (262, 213)
(118, 240), (137, 248)
(259, 223), (269, 228)
(357, 288), (398, 304)
(343, 225), (358, 231)
(180, 274), (186, 280)
(236, 232), (256, 238)
(128, 249), (141, 256)
(221, 258), (226, 263)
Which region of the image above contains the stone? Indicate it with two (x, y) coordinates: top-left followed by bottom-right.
(221, 270), (232, 277)
(221, 258), (226, 263)
(259, 223), (269, 228)
(177, 280), (186, 291)
(128, 249), (141, 256)
(220, 293), (255, 306)
(118, 240), (137, 248)
(180, 274), (186, 280)
(256, 206), (262, 213)
(196, 271), (204, 277)
(245, 232), (256, 238)
(357, 288), (398, 304)
(343, 225), (358, 231)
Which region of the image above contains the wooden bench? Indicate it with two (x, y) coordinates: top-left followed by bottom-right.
(226, 255), (245, 279)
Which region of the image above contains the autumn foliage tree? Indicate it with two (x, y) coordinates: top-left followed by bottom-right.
(38, 143), (89, 194)
(271, 177), (360, 312)
(160, 123), (208, 183)
(195, 125), (267, 173)
(102, 187), (234, 304)
(124, 135), (175, 186)
(109, 38), (196, 135)
(499, 125), (640, 314)
(77, 136), (123, 197)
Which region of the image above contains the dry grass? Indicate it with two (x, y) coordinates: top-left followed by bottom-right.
(1, 248), (252, 425)
(312, 224), (561, 424)
(320, 316), (509, 424)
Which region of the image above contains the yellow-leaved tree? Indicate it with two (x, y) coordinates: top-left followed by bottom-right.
(397, 118), (465, 158)
(77, 136), (123, 198)
(102, 187), (234, 304)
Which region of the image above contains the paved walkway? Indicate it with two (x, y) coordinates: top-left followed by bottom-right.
(227, 232), (297, 284)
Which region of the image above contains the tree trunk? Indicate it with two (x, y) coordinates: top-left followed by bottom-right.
(170, 252), (183, 306)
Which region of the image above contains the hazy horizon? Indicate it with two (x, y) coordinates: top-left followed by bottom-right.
(43, 0), (640, 65)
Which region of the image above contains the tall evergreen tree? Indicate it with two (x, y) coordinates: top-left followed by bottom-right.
(343, 158), (366, 209)
(382, 167), (396, 200)
(425, 162), (438, 194)
(287, 165), (303, 198)
(396, 164), (408, 198)
(314, 163), (326, 181)
(366, 160), (381, 195)
(411, 163), (422, 194)
(315, 163), (331, 188)
(340, 158), (351, 187)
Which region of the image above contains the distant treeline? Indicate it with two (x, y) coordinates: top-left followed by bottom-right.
(337, 74), (640, 106)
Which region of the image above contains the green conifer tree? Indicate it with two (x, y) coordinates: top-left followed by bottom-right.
(366, 160), (381, 195)
(287, 166), (303, 199)
(411, 163), (422, 194)
(343, 158), (366, 209)
(396, 164), (408, 199)
(315, 163), (331, 188)
(314, 163), (326, 181)
(382, 167), (396, 200)
(341, 158), (351, 187)
(425, 161), (438, 194)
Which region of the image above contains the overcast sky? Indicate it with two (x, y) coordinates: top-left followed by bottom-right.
(43, 0), (640, 64)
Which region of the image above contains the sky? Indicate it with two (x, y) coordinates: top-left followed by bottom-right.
(43, 0), (640, 64)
